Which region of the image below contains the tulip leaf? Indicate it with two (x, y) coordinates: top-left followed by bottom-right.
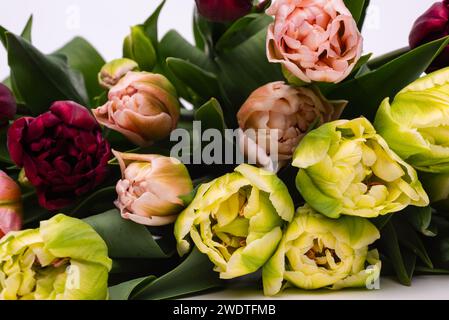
(166, 57), (221, 104)
(53, 37), (105, 105)
(393, 216), (434, 269)
(109, 248), (222, 300)
(406, 206), (438, 237)
(5, 32), (89, 115)
(380, 221), (416, 286)
(69, 186), (117, 218)
(195, 98), (226, 132)
(215, 13), (273, 52)
(367, 47), (410, 70)
(143, 0), (166, 47)
(216, 28), (284, 115)
(21, 15), (33, 42)
(84, 210), (172, 259)
(343, 0), (368, 24)
(328, 36), (449, 121)
(0, 127), (12, 164)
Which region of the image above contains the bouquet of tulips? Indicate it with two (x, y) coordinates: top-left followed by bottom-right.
(1, 0), (449, 300)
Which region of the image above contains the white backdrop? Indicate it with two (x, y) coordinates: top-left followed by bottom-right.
(0, 0), (438, 78)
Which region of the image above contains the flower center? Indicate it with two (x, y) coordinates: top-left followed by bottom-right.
(305, 239), (341, 270)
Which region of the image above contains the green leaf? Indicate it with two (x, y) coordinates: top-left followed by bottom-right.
(195, 98), (226, 132)
(0, 127), (12, 164)
(143, 0), (166, 46)
(123, 26), (157, 71)
(343, 0), (367, 24)
(406, 206), (437, 237)
(69, 186), (117, 218)
(215, 14), (273, 52)
(166, 57), (220, 103)
(84, 210), (171, 259)
(54, 37), (105, 104)
(380, 222), (416, 286)
(109, 248), (222, 300)
(357, 0), (371, 30)
(393, 217), (434, 269)
(5, 32), (89, 115)
(328, 36), (449, 121)
(21, 15), (33, 42)
(367, 47), (410, 70)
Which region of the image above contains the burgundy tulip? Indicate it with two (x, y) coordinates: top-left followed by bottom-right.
(410, 0), (449, 72)
(7, 101), (111, 210)
(195, 0), (253, 22)
(0, 83), (17, 128)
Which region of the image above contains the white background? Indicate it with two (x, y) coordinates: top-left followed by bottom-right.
(0, 0), (439, 78)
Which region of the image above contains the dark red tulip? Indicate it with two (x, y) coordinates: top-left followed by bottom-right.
(0, 83), (17, 128)
(409, 0), (449, 72)
(195, 0), (253, 22)
(7, 101), (111, 210)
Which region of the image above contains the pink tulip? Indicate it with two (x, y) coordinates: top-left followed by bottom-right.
(409, 0), (449, 73)
(93, 72), (180, 147)
(113, 150), (193, 226)
(237, 82), (345, 171)
(0, 171), (22, 237)
(266, 0), (363, 84)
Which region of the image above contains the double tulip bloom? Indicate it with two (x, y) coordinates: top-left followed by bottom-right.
(0, 214), (112, 300)
(237, 81), (345, 171)
(263, 205), (381, 295)
(266, 0), (363, 84)
(93, 72), (180, 147)
(175, 164), (294, 279)
(7, 101), (111, 210)
(114, 151), (193, 226)
(0, 171), (22, 237)
(292, 118), (429, 219)
(0, 84), (17, 128)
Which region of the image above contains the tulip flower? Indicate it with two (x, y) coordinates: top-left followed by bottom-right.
(263, 205), (381, 296)
(266, 0), (363, 84)
(0, 214), (112, 300)
(409, 0), (449, 73)
(375, 67), (449, 174)
(175, 164), (294, 279)
(93, 72), (180, 147)
(292, 117), (429, 219)
(7, 101), (111, 210)
(0, 171), (22, 238)
(98, 58), (139, 89)
(113, 150), (193, 226)
(237, 81), (346, 172)
(195, 0), (253, 23)
(0, 83), (17, 128)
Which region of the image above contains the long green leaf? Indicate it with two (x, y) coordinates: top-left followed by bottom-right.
(6, 32), (88, 114)
(0, 127), (12, 164)
(109, 248), (221, 300)
(54, 37), (105, 104)
(143, 0), (166, 46)
(84, 210), (171, 259)
(343, 0), (367, 24)
(195, 98), (226, 132)
(328, 36), (449, 121)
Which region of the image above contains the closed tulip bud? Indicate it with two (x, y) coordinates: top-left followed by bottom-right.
(293, 118), (429, 219)
(98, 58), (139, 89)
(0, 171), (22, 238)
(123, 26), (157, 71)
(113, 150), (193, 226)
(375, 67), (449, 173)
(195, 0), (253, 22)
(93, 72), (180, 147)
(175, 164), (294, 279)
(263, 205), (381, 296)
(0, 214), (112, 300)
(409, 0), (449, 73)
(0, 83), (17, 128)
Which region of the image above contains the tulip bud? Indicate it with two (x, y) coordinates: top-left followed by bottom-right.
(263, 205), (381, 295)
(0, 171), (22, 238)
(123, 26), (157, 71)
(175, 164), (295, 279)
(374, 67), (449, 174)
(113, 150), (193, 226)
(0, 83), (17, 128)
(409, 0), (449, 73)
(292, 117), (429, 219)
(195, 0), (253, 22)
(0, 214), (112, 300)
(98, 58), (139, 89)
(93, 72), (180, 147)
